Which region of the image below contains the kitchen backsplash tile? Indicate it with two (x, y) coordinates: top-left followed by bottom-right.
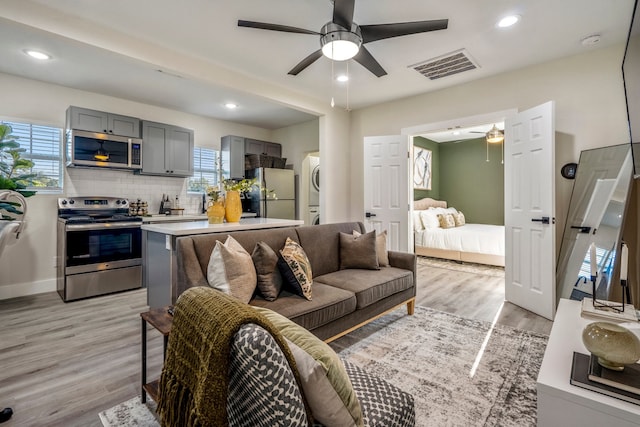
(65, 168), (204, 214)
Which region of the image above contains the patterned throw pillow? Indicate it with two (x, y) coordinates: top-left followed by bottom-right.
(252, 241), (283, 301)
(453, 211), (466, 227)
(207, 236), (257, 303)
(437, 213), (456, 229)
(254, 306), (364, 427)
(278, 237), (313, 300)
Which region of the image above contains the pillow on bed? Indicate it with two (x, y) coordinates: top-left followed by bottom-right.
(419, 210), (440, 229)
(453, 211), (466, 227)
(437, 213), (456, 229)
(412, 211), (425, 232)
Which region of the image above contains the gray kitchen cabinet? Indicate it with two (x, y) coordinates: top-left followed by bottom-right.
(66, 106), (140, 138)
(245, 138), (282, 158)
(140, 121), (194, 177)
(221, 135), (246, 179)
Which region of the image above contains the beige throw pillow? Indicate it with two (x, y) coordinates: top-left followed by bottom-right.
(254, 306), (364, 427)
(339, 230), (379, 270)
(353, 229), (389, 267)
(278, 237), (313, 300)
(252, 241), (283, 301)
(453, 211), (466, 227)
(207, 236), (257, 303)
(437, 213), (456, 229)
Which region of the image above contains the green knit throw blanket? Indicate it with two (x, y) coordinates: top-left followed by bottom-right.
(157, 287), (309, 426)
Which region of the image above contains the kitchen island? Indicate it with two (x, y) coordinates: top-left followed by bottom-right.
(142, 218), (303, 307)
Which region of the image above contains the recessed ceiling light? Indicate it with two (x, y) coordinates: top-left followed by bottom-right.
(225, 103), (238, 109)
(453, 131), (461, 136)
(497, 15), (520, 28)
(24, 50), (51, 60)
(336, 74), (349, 82)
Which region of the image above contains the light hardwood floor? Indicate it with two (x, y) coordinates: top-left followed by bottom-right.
(0, 257), (552, 426)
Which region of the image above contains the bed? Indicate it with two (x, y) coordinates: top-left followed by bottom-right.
(413, 198), (505, 267)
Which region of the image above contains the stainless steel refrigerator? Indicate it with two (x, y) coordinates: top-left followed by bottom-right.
(245, 168), (296, 219)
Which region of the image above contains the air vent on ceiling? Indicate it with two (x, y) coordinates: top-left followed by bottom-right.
(410, 49), (479, 80)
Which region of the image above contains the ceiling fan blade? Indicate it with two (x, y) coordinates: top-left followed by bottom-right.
(333, 0), (356, 29)
(288, 49), (324, 75)
(360, 19), (448, 43)
(353, 46), (387, 77)
(238, 20), (320, 35)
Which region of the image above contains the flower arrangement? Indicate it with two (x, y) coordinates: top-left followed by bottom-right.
(222, 178), (259, 193)
(205, 185), (221, 202)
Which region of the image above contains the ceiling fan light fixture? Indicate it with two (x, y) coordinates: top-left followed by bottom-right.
(320, 23), (362, 61)
(486, 124), (504, 143)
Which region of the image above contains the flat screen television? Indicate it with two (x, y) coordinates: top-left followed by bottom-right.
(623, 0), (640, 175)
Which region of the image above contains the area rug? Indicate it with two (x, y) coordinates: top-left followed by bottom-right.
(418, 255), (505, 278)
(100, 306), (547, 427)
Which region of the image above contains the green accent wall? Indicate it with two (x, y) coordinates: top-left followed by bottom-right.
(413, 136), (504, 225)
(413, 137), (440, 200)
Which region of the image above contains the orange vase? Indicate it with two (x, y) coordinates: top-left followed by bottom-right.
(207, 199), (225, 224)
(224, 191), (242, 223)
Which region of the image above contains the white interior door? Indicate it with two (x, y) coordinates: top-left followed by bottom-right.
(504, 101), (556, 320)
(364, 135), (410, 252)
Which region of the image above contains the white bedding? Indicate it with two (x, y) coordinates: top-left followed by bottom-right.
(414, 223), (505, 256)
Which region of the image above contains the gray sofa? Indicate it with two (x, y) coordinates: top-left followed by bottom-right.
(175, 221), (417, 342)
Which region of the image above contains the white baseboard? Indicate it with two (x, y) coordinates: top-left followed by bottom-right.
(0, 278), (56, 300)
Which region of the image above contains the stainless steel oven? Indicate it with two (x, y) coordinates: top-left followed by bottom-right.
(57, 196), (142, 302)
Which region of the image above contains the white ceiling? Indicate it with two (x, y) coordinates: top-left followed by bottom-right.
(0, 0), (635, 129)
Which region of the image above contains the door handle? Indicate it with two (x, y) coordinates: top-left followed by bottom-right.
(365, 212), (377, 218)
(531, 216), (554, 224)
(570, 225), (591, 234)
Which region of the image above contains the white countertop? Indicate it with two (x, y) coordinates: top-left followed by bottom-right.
(141, 212), (257, 223)
(141, 217), (303, 236)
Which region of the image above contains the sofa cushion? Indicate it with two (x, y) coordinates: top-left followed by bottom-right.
(206, 236), (256, 303)
(354, 229), (389, 267)
(315, 267), (413, 310)
(252, 241), (283, 301)
(295, 222), (366, 277)
(250, 282), (356, 331)
(254, 307), (364, 427)
(340, 230), (379, 270)
(279, 237), (313, 300)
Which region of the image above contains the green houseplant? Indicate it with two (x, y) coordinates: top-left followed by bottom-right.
(0, 124), (36, 221)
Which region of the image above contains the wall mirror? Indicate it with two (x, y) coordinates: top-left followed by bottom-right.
(556, 144), (633, 304)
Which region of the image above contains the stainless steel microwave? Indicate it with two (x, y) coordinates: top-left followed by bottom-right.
(66, 129), (142, 170)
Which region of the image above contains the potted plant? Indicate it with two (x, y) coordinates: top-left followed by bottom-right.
(205, 185), (225, 224)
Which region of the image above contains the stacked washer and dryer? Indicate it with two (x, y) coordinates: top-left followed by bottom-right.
(307, 155), (320, 225)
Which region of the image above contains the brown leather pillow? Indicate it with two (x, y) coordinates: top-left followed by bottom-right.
(339, 230), (379, 270)
(252, 241), (283, 301)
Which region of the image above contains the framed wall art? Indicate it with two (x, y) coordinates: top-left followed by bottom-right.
(413, 146), (432, 190)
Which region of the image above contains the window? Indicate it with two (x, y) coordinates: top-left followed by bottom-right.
(1, 120), (63, 192)
(188, 147), (219, 193)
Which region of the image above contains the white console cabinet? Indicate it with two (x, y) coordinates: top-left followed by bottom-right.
(537, 299), (640, 426)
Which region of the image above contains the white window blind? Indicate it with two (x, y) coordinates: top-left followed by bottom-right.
(2, 121), (63, 192)
(188, 147), (219, 193)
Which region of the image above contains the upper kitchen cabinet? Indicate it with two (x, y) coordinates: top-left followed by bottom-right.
(221, 135), (246, 179)
(140, 121), (194, 177)
(245, 138), (282, 158)
(66, 106), (140, 138)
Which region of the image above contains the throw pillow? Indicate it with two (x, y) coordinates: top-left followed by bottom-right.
(254, 306), (364, 427)
(278, 237), (313, 300)
(339, 230), (379, 270)
(353, 229), (389, 267)
(252, 241), (283, 301)
(453, 211), (466, 227)
(207, 236), (257, 303)
(419, 210), (440, 229)
(437, 213), (456, 229)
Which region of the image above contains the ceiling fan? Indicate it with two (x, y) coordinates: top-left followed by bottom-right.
(238, 0), (448, 77)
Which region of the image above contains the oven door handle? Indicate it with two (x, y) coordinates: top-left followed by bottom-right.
(65, 222), (142, 231)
